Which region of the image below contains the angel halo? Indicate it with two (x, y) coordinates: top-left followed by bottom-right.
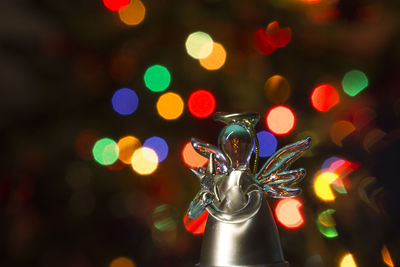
(187, 112), (311, 267)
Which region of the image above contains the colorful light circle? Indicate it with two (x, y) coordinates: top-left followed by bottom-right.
(187, 89), (216, 118)
(185, 31), (214, 59)
(103, 0), (130, 11)
(182, 142), (208, 168)
(342, 70), (368, 97)
(153, 204), (177, 231)
(112, 88), (139, 115)
(264, 75), (291, 104)
(92, 138), (119, 166)
(144, 65), (171, 92)
(254, 28), (277, 55)
(314, 172), (338, 201)
(109, 256), (136, 267)
(255, 130), (277, 157)
(131, 147), (158, 175)
(199, 42), (227, 71)
(266, 106), (295, 135)
(275, 198), (304, 228)
(143, 136), (169, 162)
(117, 136), (141, 164)
(340, 253), (357, 267)
(330, 120), (355, 146)
(118, 0), (145, 26)
(311, 84), (340, 112)
(156, 92), (184, 120)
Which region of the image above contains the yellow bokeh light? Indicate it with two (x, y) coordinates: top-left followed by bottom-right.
(199, 42), (227, 71)
(109, 256), (135, 267)
(131, 147), (158, 175)
(382, 245), (395, 267)
(118, 0), (146, 26)
(185, 31), (214, 59)
(340, 253), (357, 267)
(117, 136), (141, 164)
(156, 92), (184, 120)
(314, 172), (338, 201)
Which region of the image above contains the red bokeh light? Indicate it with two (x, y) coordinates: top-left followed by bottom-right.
(275, 198), (304, 229)
(265, 21), (292, 48)
(311, 84), (340, 112)
(103, 0), (130, 11)
(266, 106), (295, 135)
(187, 89), (216, 118)
(183, 210), (208, 235)
(254, 28), (277, 55)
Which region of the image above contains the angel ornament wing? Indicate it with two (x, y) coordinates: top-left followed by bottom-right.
(186, 112), (311, 267)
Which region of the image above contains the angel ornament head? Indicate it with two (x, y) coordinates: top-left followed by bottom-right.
(187, 112), (311, 267)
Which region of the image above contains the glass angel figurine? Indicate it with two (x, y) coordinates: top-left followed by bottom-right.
(187, 112), (311, 267)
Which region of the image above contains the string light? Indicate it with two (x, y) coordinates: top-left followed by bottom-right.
(131, 147), (158, 175)
(143, 136), (169, 162)
(199, 42), (227, 70)
(118, 0), (146, 26)
(187, 89), (216, 118)
(266, 106), (295, 135)
(275, 198), (304, 228)
(112, 88), (139, 115)
(156, 92), (184, 120)
(144, 65), (171, 92)
(342, 70), (368, 97)
(311, 84), (340, 112)
(92, 138), (119, 166)
(185, 31), (214, 59)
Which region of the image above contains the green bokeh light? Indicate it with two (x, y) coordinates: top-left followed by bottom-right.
(152, 204), (177, 231)
(144, 65), (171, 92)
(317, 209), (338, 238)
(342, 70), (368, 97)
(92, 138), (119, 165)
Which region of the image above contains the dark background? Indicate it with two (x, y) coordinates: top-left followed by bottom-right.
(1, 0), (400, 266)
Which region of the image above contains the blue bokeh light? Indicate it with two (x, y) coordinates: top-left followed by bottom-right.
(143, 136), (169, 162)
(254, 130), (278, 157)
(112, 88), (139, 115)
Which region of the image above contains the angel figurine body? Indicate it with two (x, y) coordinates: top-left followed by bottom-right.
(187, 112), (311, 267)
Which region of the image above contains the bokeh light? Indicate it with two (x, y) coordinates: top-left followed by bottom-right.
(199, 42), (227, 70)
(131, 147), (158, 175)
(381, 245), (395, 267)
(185, 31), (214, 59)
(152, 204), (177, 231)
(144, 65), (171, 92)
(342, 70), (368, 97)
(254, 28), (277, 55)
(117, 136), (141, 164)
(187, 89), (216, 118)
(311, 84), (340, 112)
(330, 120), (356, 146)
(103, 0), (129, 11)
(143, 136), (169, 162)
(109, 256), (135, 267)
(112, 88), (139, 115)
(75, 129), (99, 160)
(92, 138), (119, 166)
(316, 209), (338, 238)
(118, 0), (145, 26)
(340, 253), (357, 267)
(255, 130), (278, 157)
(314, 172), (339, 201)
(264, 75), (291, 104)
(266, 105), (295, 135)
(265, 21), (292, 48)
(275, 198), (304, 228)
(363, 129), (386, 153)
(156, 92), (184, 120)
(182, 142), (208, 168)
(184, 210), (208, 235)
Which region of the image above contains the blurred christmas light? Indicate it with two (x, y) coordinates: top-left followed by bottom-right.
(187, 89), (216, 118)
(266, 105), (295, 135)
(275, 198), (304, 228)
(103, 0), (130, 11)
(340, 253), (357, 267)
(118, 0), (145, 26)
(363, 129), (386, 153)
(199, 42), (227, 70)
(330, 120), (355, 146)
(152, 204), (177, 231)
(254, 28), (277, 55)
(316, 209), (338, 238)
(314, 172), (338, 201)
(185, 31), (214, 59)
(342, 70), (368, 97)
(143, 136), (168, 162)
(381, 245), (395, 267)
(182, 142), (208, 168)
(75, 129), (99, 160)
(254, 130), (277, 157)
(311, 84), (340, 112)
(131, 147), (158, 175)
(109, 256), (136, 267)
(112, 88), (139, 115)
(92, 138), (119, 166)
(264, 75), (291, 104)
(316, 219), (338, 238)
(156, 92), (184, 120)
(183, 210), (208, 235)
(144, 65), (171, 92)
(265, 21), (292, 48)
(117, 136), (141, 164)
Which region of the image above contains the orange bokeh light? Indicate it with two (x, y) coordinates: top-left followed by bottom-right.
(266, 106), (295, 135)
(275, 198), (304, 228)
(182, 142), (208, 168)
(311, 84), (340, 112)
